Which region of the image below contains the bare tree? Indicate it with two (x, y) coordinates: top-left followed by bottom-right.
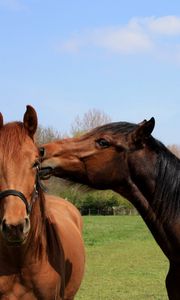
(168, 144), (180, 158)
(35, 125), (62, 145)
(71, 108), (111, 136)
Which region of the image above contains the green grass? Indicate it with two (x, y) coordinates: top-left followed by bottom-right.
(76, 216), (169, 300)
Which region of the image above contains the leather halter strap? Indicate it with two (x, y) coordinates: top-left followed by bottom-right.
(0, 167), (47, 215)
(0, 190), (31, 215)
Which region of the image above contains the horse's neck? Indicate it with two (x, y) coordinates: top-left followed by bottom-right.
(117, 151), (180, 259)
(126, 146), (180, 219)
(116, 180), (173, 258)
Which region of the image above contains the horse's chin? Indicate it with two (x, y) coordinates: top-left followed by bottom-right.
(4, 233), (29, 247)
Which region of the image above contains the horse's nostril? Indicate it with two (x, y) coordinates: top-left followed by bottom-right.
(25, 217), (29, 226)
(39, 147), (45, 157)
(1, 218), (30, 237)
(1, 219), (9, 233)
(24, 217), (30, 234)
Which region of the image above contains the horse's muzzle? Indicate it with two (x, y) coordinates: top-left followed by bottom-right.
(0, 217), (30, 245)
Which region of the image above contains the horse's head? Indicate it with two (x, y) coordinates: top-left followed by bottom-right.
(0, 106), (39, 245)
(40, 118), (156, 192)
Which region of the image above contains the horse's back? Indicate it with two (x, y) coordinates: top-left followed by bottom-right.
(45, 194), (83, 231)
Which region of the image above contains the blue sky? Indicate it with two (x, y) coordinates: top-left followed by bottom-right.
(0, 0), (180, 145)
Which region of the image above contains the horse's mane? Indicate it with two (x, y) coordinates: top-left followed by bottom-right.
(28, 189), (47, 258)
(152, 139), (180, 223)
(86, 121), (138, 137)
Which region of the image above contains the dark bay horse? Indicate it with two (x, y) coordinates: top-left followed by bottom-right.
(40, 117), (180, 299)
(0, 106), (85, 299)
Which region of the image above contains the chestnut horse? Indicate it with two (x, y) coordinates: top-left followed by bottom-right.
(0, 106), (85, 300)
(40, 117), (180, 300)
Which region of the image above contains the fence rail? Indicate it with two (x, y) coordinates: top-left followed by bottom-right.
(80, 206), (138, 216)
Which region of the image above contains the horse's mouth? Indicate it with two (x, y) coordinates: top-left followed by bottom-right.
(6, 240), (24, 247)
(4, 234), (28, 247)
(39, 167), (54, 180)
(1, 225), (30, 246)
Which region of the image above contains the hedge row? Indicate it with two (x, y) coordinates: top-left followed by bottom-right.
(46, 178), (136, 215)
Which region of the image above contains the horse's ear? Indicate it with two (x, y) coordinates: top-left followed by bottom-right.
(0, 113), (3, 128)
(23, 105), (38, 139)
(131, 117), (155, 144)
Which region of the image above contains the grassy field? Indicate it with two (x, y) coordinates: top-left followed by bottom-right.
(76, 215), (169, 300)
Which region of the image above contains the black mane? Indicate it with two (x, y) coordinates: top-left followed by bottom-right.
(89, 121), (138, 136)
(151, 139), (180, 223)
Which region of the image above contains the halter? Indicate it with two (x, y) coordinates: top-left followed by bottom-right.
(0, 167), (47, 215)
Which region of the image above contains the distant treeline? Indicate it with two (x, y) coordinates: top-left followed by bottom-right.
(46, 178), (136, 215)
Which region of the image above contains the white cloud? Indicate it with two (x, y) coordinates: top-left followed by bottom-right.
(58, 22), (153, 55)
(57, 15), (180, 61)
(91, 26), (153, 54)
(147, 16), (180, 35)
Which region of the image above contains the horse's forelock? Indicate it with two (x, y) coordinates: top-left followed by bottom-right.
(0, 122), (27, 159)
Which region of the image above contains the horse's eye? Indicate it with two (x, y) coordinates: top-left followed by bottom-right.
(96, 138), (111, 148)
(39, 147), (45, 157)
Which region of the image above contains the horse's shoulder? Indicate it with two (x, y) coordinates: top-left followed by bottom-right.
(45, 194), (83, 232)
